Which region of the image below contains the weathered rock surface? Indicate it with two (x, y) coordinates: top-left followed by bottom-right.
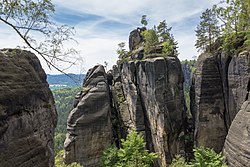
(181, 63), (192, 90)
(0, 49), (57, 167)
(190, 53), (227, 152)
(112, 56), (186, 166)
(223, 100), (250, 167)
(227, 51), (250, 125)
(191, 51), (250, 152)
(129, 27), (146, 51)
(64, 65), (112, 167)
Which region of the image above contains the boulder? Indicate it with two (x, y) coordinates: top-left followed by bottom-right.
(64, 65), (112, 167)
(0, 49), (57, 167)
(223, 100), (250, 167)
(129, 27), (146, 51)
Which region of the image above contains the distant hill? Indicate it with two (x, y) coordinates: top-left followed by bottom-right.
(47, 74), (85, 88)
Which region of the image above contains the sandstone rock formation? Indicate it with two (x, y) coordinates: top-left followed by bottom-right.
(129, 27), (146, 51)
(190, 53), (227, 152)
(112, 57), (186, 166)
(181, 63), (192, 90)
(190, 51), (250, 152)
(64, 65), (112, 167)
(0, 49), (57, 167)
(227, 51), (250, 126)
(223, 100), (250, 167)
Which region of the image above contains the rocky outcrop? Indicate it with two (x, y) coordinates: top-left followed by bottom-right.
(181, 63), (192, 90)
(191, 51), (250, 152)
(190, 53), (227, 152)
(129, 27), (146, 51)
(227, 51), (250, 126)
(0, 49), (57, 167)
(223, 100), (250, 167)
(112, 56), (186, 166)
(64, 65), (112, 167)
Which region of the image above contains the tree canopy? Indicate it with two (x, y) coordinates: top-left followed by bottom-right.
(195, 8), (220, 52)
(195, 0), (250, 53)
(0, 0), (82, 73)
(101, 131), (158, 167)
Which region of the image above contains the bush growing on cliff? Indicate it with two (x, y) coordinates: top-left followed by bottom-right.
(141, 29), (159, 55)
(55, 150), (82, 167)
(170, 147), (227, 167)
(101, 131), (158, 167)
(195, 0), (250, 53)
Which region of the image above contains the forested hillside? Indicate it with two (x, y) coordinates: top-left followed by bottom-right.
(52, 87), (81, 153)
(47, 74), (85, 88)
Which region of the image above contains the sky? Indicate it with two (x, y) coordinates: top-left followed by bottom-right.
(0, 0), (221, 74)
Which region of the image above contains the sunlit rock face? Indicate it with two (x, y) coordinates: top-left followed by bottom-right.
(190, 51), (250, 152)
(190, 53), (227, 152)
(64, 65), (112, 167)
(112, 56), (186, 166)
(0, 49), (57, 167)
(223, 100), (250, 167)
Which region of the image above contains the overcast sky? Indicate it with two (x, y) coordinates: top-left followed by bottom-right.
(0, 0), (221, 74)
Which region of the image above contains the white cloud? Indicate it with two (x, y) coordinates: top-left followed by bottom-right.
(0, 0), (222, 74)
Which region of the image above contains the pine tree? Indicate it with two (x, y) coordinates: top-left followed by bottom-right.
(215, 0), (250, 34)
(101, 131), (158, 167)
(157, 20), (178, 55)
(141, 29), (159, 54)
(195, 9), (220, 52)
(117, 42), (127, 60)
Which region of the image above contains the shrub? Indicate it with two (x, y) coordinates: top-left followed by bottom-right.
(55, 150), (83, 167)
(170, 147), (227, 167)
(101, 131), (158, 167)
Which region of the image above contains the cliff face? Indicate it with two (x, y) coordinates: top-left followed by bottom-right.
(223, 100), (250, 167)
(190, 53), (227, 152)
(112, 57), (186, 166)
(64, 56), (186, 167)
(190, 51), (250, 152)
(0, 49), (57, 167)
(64, 65), (112, 167)
(182, 63), (192, 89)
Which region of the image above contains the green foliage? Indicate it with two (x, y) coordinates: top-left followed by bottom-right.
(141, 15), (148, 26)
(170, 155), (188, 167)
(117, 42), (128, 61)
(101, 131), (158, 167)
(190, 147), (227, 167)
(141, 29), (159, 54)
(157, 20), (172, 42)
(53, 87), (81, 153)
(157, 20), (178, 55)
(162, 41), (173, 55)
(195, 8), (220, 52)
(212, 0), (250, 52)
(181, 59), (196, 67)
(0, 0), (80, 72)
(101, 146), (119, 167)
(170, 147), (227, 167)
(55, 150), (82, 167)
(243, 31), (250, 49)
